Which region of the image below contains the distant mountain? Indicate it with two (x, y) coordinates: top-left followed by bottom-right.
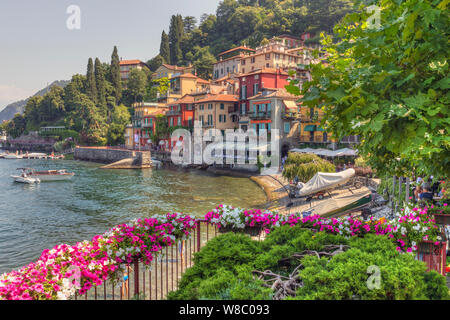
(0, 80), (70, 122)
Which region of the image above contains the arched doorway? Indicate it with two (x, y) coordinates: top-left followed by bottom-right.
(281, 144), (290, 158)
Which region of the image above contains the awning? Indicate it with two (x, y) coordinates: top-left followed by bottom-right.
(283, 100), (298, 110)
(303, 125), (316, 132)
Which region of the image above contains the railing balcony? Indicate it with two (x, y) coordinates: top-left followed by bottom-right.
(299, 136), (329, 143)
(283, 112), (300, 120)
(166, 110), (181, 116)
(248, 111), (271, 119)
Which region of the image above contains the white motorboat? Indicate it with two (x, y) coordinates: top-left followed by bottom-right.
(17, 168), (75, 181)
(4, 153), (23, 159)
(11, 173), (40, 184)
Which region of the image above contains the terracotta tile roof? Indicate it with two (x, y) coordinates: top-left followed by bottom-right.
(168, 95), (195, 105)
(237, 68), (289, 77)
(161, 64), (193, 71)
(217, 46), (255, 57)
(120, 59), (145, 66)
(247, 88), (299, 100)
(194, 94), (238, 104)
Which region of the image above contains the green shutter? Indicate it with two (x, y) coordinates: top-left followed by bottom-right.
(303, 125), (316, 132)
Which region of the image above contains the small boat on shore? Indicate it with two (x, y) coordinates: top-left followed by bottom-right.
(16, 168), (75, 181)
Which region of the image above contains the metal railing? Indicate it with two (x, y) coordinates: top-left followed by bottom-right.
(74, 220), (219, 300)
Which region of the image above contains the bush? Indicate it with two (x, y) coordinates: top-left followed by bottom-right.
(169, 227), (449, 300)
(282, 153), (335, 182)
(293, 235), (449, 300)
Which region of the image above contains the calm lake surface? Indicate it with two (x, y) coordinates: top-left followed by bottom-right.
(0, 157), (266, 274)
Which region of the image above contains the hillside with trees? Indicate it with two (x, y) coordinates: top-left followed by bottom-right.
(147, 0), (354, 77)
(1, 47), (131, 146)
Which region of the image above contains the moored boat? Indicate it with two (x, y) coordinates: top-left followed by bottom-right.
(4, 153), (23, 159)
(11, 171), (40, 184)
(17, 168), (75, 181)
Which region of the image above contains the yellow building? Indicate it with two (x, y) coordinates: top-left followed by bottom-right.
(151, 64), (194, 80)
(159, 73), (211, 104)
(194, 94), (239, 134)
(298, 106), (337, 144)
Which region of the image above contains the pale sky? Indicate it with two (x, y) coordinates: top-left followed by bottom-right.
(0, 0), (221, 109)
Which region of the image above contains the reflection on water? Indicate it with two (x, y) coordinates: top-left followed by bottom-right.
(0, 159), (266, 273)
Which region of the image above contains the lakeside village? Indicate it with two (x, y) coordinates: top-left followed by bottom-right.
(1, 30), (450, 300)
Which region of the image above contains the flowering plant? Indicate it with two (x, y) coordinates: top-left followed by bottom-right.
(0, 213), (197, 300)
(205, 204), (442, 254)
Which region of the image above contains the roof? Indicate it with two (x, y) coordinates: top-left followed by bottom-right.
(144, 108), (168, 117)
(194, 94), (238, 104)
(119, 60), (146, 66)
(168, 95), (195, 105)
(217, 46), (255, 57)
(237, 68), (289, 78)
(161, 64), (193, 71)
(248, 88), (299, 101)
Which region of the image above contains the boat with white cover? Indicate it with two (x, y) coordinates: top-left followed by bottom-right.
(17, 168), (75, 181)
(292, 169), (356, 198)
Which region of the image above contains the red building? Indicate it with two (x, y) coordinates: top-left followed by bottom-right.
(237, 68), (289, 131)
(166, 95), (196, 129)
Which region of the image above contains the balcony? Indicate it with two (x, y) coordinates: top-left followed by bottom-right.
(248, 111), (271, 120)
(283, 112), (300, 120)
(299, 136), (329, 143)
(166, 110), (181, 116)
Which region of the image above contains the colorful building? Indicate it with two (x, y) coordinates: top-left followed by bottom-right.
(119, 60), (149, 82)
(213, 46), (255, 80)
(248, 87), (301, 161)
(158, 73), (211, 104)
(239, 39), (300, 75)
(194, 94), (239, 135)
(151, 64), (194, 81)
(131, 102), (167, 149)
(237, 68), (289, 131)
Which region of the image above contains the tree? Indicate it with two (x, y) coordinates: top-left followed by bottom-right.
(127, 69), (147, 103)
(107, 104), (131, 145)
(94, 57), (107, 117)
(159, 31), (170, 64)
(86, 58), (97, 103)
(190, 46), (217, 80)
(168, 15), (184, 65)
(110, 46), (122, 103)
(282, 153), (335, 182)
(183, 16), (197, 33)
(65, 93), (106, 145)
(39, 86), (65, 123)
(289, 0), (450, 178)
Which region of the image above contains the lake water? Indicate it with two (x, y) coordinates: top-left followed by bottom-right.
(0, 158), (266, 274)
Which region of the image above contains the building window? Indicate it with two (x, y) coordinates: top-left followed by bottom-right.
(241, 59), (246, 65)
(251, 57), (255, 63)
(208, 114), (213, 125)
(220, 103), (224, 110)
(253, 83), (259, 95)
(178, 117), (181, 126)
(200, 115), (204, 125)
(208, 103), (213, 110)
(241, 85), (247, 100)
(284, 122), (290, 134)
(266, 63), (270, 68)
(265, 53), (270, 60)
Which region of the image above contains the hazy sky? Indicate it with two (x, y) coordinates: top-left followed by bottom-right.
(0, 0), (221, 109)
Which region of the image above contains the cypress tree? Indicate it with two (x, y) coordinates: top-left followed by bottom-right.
(110, 46), (122, 103)
(94, 57), (107, 117)
(160, 31), (170, 64)
(168, 15), (184, 65)
(86, 58), (97, 103)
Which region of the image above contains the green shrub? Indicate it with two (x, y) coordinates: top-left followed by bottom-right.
(282, 153), (335, 182)
(168, 228), (449, 300)
(293, 235), (448, 300)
